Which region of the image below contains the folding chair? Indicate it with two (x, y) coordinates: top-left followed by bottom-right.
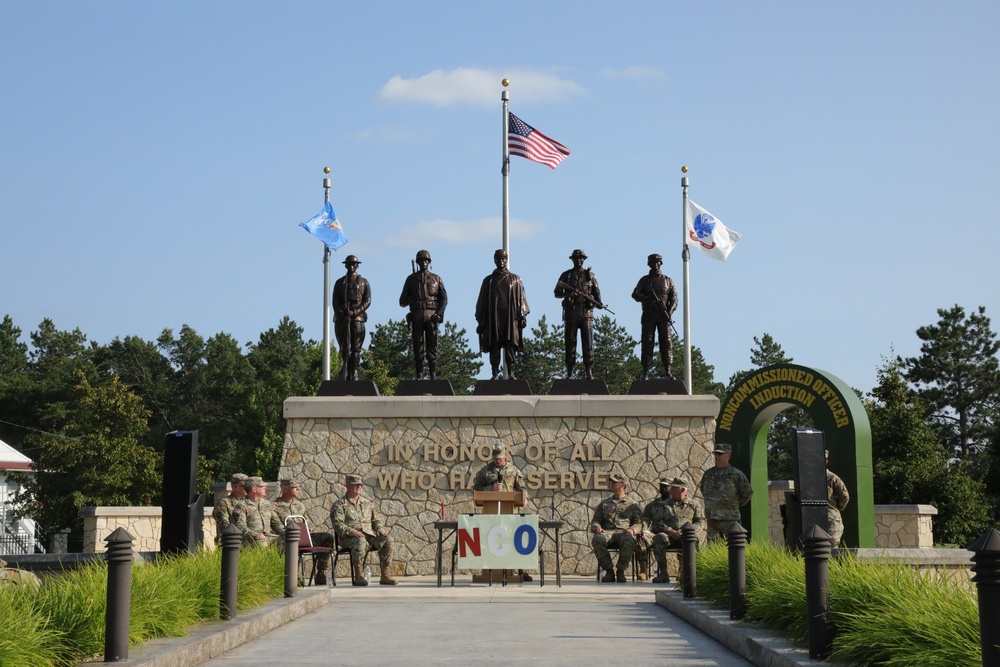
(596, 544), (642, 582)
(285, 515), (334, 586)
(331, 531), (370, 587)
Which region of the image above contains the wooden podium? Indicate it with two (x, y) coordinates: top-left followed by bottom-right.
(472, 490), (526, 582)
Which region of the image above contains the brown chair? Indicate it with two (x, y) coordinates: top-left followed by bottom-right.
(285, 516), (334, 586)
(331, 531), (371, 587)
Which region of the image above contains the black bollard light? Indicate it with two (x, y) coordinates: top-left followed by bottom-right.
(726, 523), (747, 620)
(220, 524), (242, 620)
(968, 528), (1000, 667)
(802, 524), (832, 660)
(104, 527), (134, 663)
(284, 521), (300, 598)
(681, 521), (698, 598)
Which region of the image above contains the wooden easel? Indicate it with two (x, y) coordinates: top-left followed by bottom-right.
(472, 490), (525, 583)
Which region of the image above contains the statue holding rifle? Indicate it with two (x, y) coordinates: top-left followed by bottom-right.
(554, 249), (611, 379)
(631, 253), (677, 380)
(399, 249), (448, 380)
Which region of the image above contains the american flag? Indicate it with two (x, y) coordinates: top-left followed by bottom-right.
(507, 112), (570, 169)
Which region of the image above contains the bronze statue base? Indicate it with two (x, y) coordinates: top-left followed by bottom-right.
(473, 379), (533, 396)
(317, 380), (380, 397)
(396, 379), (455, 396)
(549, 379), (610, 396)
(627, 379), (688, 396)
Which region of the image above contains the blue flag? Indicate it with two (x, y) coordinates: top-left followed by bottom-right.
(299, 201), (347, 250)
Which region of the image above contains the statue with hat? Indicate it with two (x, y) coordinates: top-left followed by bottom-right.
(475, 249), (529, 380)
(640, 476), (705, 583)
(590, 472), (644, 583)
(631, 253), (678, 380)
(700, 443), (753, 541)
(399, 249), (448, 380)
(333, 255), (371, 381)
(553, 249), (605, 379)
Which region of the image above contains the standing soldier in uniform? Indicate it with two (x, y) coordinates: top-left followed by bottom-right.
(631, 253), (678, 380)
(826, 450), (850, 548)
(232, 477), (285, 548)
(399, 249), (448, 380)
(213, 472), (248, 539)
(590, 473), (644, 583)
(553, 249), (602, 379)
(333, 255), (371, 381)
(330, 473), (397, 586)
(700, 443), (753, 542)
(471, 443), (532, 581)
(475, 249), (529, 380)
(641, 477), (705, 583)
(272, 479), (335, 585)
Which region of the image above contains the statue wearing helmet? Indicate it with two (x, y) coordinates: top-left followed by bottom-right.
(399, 249), (448, 379)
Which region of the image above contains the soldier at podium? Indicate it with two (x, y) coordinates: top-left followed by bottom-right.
(473, 443), (532, 581)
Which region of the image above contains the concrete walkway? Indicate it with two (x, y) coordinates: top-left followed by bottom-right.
(126, 576), (838, 667)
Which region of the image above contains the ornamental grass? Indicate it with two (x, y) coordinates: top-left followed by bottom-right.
(695, 540), (981, 666)
(0, 547), (283, 666)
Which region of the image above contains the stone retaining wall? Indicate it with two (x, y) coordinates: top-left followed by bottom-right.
(279, 394), (719, 576)
(79, 506), (215, 553)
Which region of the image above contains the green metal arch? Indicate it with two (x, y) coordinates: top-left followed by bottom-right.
(715, 363), (874, 547)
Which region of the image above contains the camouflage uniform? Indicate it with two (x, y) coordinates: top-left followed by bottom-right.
(272, 489), (334, 575)
(212, 473), (248, 539)
(232, 496), (284, 548)
(330, 492), (394, 581)
(642, 496), (705, 554)
(700, 463), (752, 542)
(826, 470), (850, 548)
(590, 491), (643, 579)
(472, 459), (525, 493)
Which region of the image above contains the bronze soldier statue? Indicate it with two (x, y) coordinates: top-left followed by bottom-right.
(333, 255), (371, 381)
(631, 253), (678, 380)
(475, 249), (529, 380)
(399, 249), (448, 380)
(554, 249), (602, 379)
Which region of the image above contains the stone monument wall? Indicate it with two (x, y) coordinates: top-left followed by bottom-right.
(280, 394), (720, 576)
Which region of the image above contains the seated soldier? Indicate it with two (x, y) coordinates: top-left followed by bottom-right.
(641, 477), (705, 583)
(590, 473), (643, 583)
(212, 472), (248, 540)
(330, 473), (398, 586)
(272, 479), (335, 585)
(232, 477), (284, 548)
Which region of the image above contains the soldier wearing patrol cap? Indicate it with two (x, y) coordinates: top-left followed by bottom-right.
(213, 472), (249, 538)
(330, 473), (397, 586)
(399, 249), (448, 380)
(471, 443), (532, 581)
(232, 477), (284, 548)
(553, 249), (602, 379)
(273, 479), (335, 585)
(700, 443), (753, 541)
(641, 476), (705, 583)
(590, 473), (644, 582)
(631, 253), (678, 380)
(333, 255), (371, 381)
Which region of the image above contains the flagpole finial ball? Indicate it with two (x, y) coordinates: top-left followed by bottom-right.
(681, 166), (688, 173)
(502, 78), (510, 87)
(323, 166), (330, 174)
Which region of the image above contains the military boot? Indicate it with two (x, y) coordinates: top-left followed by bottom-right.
(600, 557), (616, 582)
(583, 364), (594, 380)
(652, 559), (670, 583)
(428, 362), (436, 381)
(566, 363), (575, 379)
(314, 570), (328, 586)
(352, 564), (368, 586)
(379, 564), (398, 585)
(639, 364), (650, 381)
(636, 558), (648, 581)
(615, 567), (627, 583)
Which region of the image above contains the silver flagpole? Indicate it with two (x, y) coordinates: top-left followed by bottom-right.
(322, 169), (332, 381)
(501, 79), (511, 258)
(681, 169), (692, 394)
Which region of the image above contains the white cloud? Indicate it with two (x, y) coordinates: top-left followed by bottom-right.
(378, 67), (586, 108)
(601, 65), (668, 83)
(388, 217), (544, 246)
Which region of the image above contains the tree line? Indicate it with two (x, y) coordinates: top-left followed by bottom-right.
(1, 304), (997, 545)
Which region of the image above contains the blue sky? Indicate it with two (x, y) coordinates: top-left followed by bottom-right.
(2, 2), (998, 394)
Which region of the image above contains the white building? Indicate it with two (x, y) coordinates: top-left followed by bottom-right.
(1, 438), (42, 554)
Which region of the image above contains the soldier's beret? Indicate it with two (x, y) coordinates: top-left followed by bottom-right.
(491, 443), (506, 455)
(345, 474), (363, 485)
(668, 477), (689, 488)
(609, 473), (626, 484)
(280, 479), (299, 488)
(230, 473), (249, 485)
(713, 443), (732, 454)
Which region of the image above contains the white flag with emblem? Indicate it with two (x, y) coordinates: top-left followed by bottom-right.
(685, 200), (741, 261)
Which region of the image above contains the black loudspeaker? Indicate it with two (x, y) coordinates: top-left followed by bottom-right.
(161, 430), (201, 554)
(791, 428), (827, 503)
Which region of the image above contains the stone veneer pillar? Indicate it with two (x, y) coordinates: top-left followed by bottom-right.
(280, 394), (719, 576)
